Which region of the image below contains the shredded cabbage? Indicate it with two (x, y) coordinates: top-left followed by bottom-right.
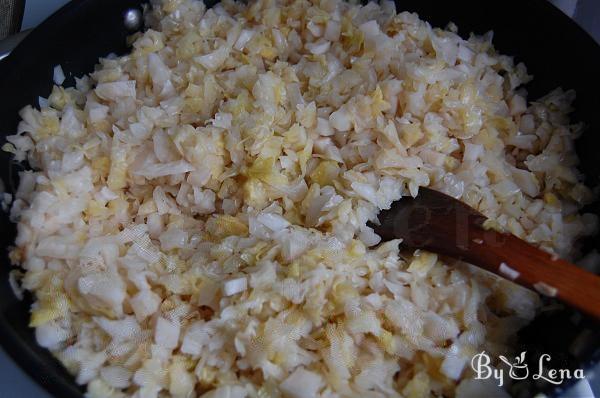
(4, 0), (595, 396)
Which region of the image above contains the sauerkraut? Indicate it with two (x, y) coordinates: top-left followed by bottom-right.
(4, 0), (597, 397)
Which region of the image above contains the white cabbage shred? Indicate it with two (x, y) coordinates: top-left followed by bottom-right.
(53, 65), (66, 85)
(4, 0), (596, 397)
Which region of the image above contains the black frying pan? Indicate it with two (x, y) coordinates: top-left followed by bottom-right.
(0, 0), (598, 397)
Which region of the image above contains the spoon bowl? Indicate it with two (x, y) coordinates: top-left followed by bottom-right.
(370, 187), (600, 319)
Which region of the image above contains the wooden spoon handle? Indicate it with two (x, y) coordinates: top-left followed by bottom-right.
(442, 225), (600, 319)
(373, 188), (600, 319)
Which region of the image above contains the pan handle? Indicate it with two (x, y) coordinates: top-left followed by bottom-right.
(0, 0), (26, 61)
(0, 29), (29, 62)
(0, 5), (142, 62)
(0, 0), (25, 39)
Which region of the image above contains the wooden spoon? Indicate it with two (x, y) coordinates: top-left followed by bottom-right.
(369, 187), (600, 319)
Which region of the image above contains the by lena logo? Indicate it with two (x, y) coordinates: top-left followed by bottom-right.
(471, 351), (585, 387)
(498, 352), (529, 381)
